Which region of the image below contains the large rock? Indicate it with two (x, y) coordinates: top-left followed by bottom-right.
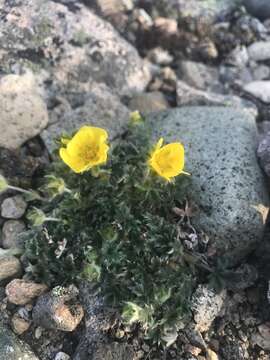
(257, 131), (270, 177)
(41, 82), (130, 152)
(0, 321), (39, 360)
(244, 0), (270, 21)
(147, 107), (269, 264)
(0, 0), (150, 97)
(0, 0), (150, 153)
(0, 73), (48, 150)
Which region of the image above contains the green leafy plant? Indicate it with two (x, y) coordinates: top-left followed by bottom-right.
(23, 118), (199, 345)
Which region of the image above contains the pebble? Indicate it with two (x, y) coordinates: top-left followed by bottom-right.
(129, 91), (170, 114)
(11, 313), (31, 335)
(147, 47), (173, 65)
(6, 279), (48, 305)
(191, 285), (227, 333)
(1, 220), (26, 249)
(248, 41), (270, 61)
(55, 352), (71, 360)
(1, 195), (27, 219)
(244, 81), (270, 103)
(0, 256), (21, 282)
(206, 348), (219, 360)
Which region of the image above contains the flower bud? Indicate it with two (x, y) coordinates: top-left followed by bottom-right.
(0, 175), (8, 192)
(130, 111), (143, 125)
(44, 175), (66, 198)
(27, 207), (47, 227)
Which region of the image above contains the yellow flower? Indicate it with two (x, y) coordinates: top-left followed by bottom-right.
(59, 126), (109, 173)
(148, 138), (189, 181)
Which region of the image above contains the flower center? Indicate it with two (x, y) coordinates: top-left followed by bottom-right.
(81, 145), (98, 162)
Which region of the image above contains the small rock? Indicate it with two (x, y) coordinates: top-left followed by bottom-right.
(0, 320), (39, 359)
(0, 256), (21, 282)
(244, 0), (270, 21)
(178, 61), (219, 90)
(206, 349), (219, 360)
(227, 46), (249, 67)
(55, 352), (71, 360)
(248, 41), (270, 61)
(33, 285), (84, 331)
(92, 0), (133, 16)
(244, 81), (270, 103)
(258, 131), (270, 176)
(0, 72), (48, 150)
(252, 64), (270, 81)
(251, 323), (270, 350)
(1, 220), (26, 249)
(191, 285), (227, 333)
(1, 195), (27, 219)
(129, 91), (170, 114)
(11, 313), (31, 335)
(147, 47), (173, 66)
(185, 327), (207, 350)
(6, 279), (48, 305)
(185, 344), (202, 356)
(176, 80), (258, 118)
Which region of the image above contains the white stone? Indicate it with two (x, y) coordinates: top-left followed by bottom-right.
(0, 72), (48, 150)
(244, 81), (270, 103)
(248, 41), (270, 61)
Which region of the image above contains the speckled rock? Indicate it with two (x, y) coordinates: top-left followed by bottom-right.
(6, 279), (48, 305)
(33, 285), (84, 331)
(257, 131), (270, 176)
(191, 285), (227, 333)
(147, 107), (269, 263)
(0, 321), (39, 359)
(1, 195), (27, 219)
(41, 83), (130, 152)
(0, 73), (48, 150)
(244, 0), (270, 21)
(1, 220), (26, 249)
(74, 282), (114, 360)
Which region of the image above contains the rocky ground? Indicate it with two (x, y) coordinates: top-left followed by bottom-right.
(1, 0), (270, 359)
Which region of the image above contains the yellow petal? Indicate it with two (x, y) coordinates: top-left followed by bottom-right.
(59, 148), (88, 173)
(149, 141), (186, 181)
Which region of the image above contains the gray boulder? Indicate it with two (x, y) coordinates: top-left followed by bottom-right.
(147, 107), (269, 264)
(244, 0), (270, 21)
(41, 82), (130, 153)
(0, 321), (39, 360)
(257, 131), (270, 177)
(0, 0), (150, 97)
